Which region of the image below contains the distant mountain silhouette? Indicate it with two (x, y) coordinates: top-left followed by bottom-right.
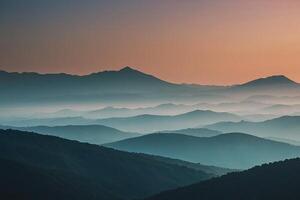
(0, 129), (213, 200)
(3, 116), (94, 127)
(206, 116), (300, 140)
(0, 125), (139, 144)
(239, 75), (298, 88)
(96, 110), (242, 133)
(145, 158), (300, 200)
(0, 67), (198, 105)
(2, 67), (299, 106)
(159, 128), (222, 137)
(261, 104), (300, 115)
(225, 75), (300, 97)
(1, 110), (241, 131)
(84, 103), (197, 119)
(245, 95), (300, 104)
(106, 132), (300, 169)
(267, 137), (300, 146)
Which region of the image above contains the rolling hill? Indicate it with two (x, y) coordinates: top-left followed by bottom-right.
(0, 67), (209, 107)
(0, 125), (139, 144)
(159, 128), (223, 137)
(106, 132), (300, 169)
(96, 110), (242, 133)
(0, 129), (213, 200)
(145, 158), (300, 200)
(205, 115), (300, 140)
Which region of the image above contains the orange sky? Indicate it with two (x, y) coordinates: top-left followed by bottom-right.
(1, 0), (300, 85)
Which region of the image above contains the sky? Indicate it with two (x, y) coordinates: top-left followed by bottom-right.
(1, 0), (300, 85)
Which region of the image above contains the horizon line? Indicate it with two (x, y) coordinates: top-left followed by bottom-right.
(0, 66), (297, 87)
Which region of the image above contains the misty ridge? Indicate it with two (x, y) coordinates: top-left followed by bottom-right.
(2, 66), (300, 199)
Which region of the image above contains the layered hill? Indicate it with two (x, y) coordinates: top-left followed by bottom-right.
(206, 116), (300, 140)
(96, 110), (242, 133)
(0, 125), (139, 144)
(145, 158), (300, 200)
(106, 133), (300, 169)
(0, 129), (213, 200)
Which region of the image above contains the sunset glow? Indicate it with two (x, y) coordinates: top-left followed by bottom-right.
(1, 0), (300, 84)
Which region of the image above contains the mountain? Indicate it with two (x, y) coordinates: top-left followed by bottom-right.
(0, 125), (139, 144)
(267, 137), (300, 146)
(145, 158), (300, 200)
(159, 128), (222, 137)
(1, 110), (241, 131)
(224, 75), (300, 98)
(106, 132), (300, 169)
(0, 67), (208, 107)
(140, 154), (236, 176)
(239, 75), (298, 88)
(1, 69), (300, 108)
(205, 116), (300, 140)
(2, 116), (95, 127)
(0, 129), (213, 200)
(245, 95), (300, 104)
(84, 103), (197, 119)
(96, 110), (242, 133)
(262, 104), (300, 115)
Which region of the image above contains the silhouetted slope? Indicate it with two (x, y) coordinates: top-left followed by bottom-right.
(106, 133), (300, 169)
(145, 158), (300, 200)
(0, 129), (212, 200)
(225, 75), (300, 97)
(0, 125), (139, 144)
(0, 67), (192, 105)
(239, 75), (298, 88)
(0, 158), (118, 200)
(160, 128), (222, 137)
(206, 116), (300, 140)
(96, 110), (241, 133)
(140, 154), (236, 176)
(3, 116), (94, 127)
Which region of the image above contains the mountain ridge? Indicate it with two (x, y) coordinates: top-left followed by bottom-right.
(145, 158), (300, 200)
(106, 132), (300, 169)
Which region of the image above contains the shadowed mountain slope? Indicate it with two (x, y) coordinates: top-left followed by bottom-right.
(0, 125), (139, 144)
(145, 158), (300, 200)
(0, 129), (213, 200)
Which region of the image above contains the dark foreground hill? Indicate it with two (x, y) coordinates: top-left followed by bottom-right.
(145, 158), (300, 200)
(106, 132), (300, 169)
(0, 129), (213, 200)
(0, 124), (139, 144)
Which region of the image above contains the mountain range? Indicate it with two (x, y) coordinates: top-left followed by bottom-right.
(0, 129), (218, 200)
(95, 110), (242, 133)
(206, 115), (300, 140)
(0, 125), (139, 145)
(158, 128), (223, 137)
(2, 110), (242, 133)
(2, 67), (300, 109)
(106, 132), (300, 169)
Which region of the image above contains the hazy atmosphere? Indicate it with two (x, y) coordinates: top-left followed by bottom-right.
(1, 1), (300, 200)
(2, 0), (300, 84)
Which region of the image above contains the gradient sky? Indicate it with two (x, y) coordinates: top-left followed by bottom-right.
(1, 0), (300, 85)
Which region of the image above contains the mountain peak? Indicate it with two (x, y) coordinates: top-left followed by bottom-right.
(119, 66), (139, 73)
(240, 75), (298, 87)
